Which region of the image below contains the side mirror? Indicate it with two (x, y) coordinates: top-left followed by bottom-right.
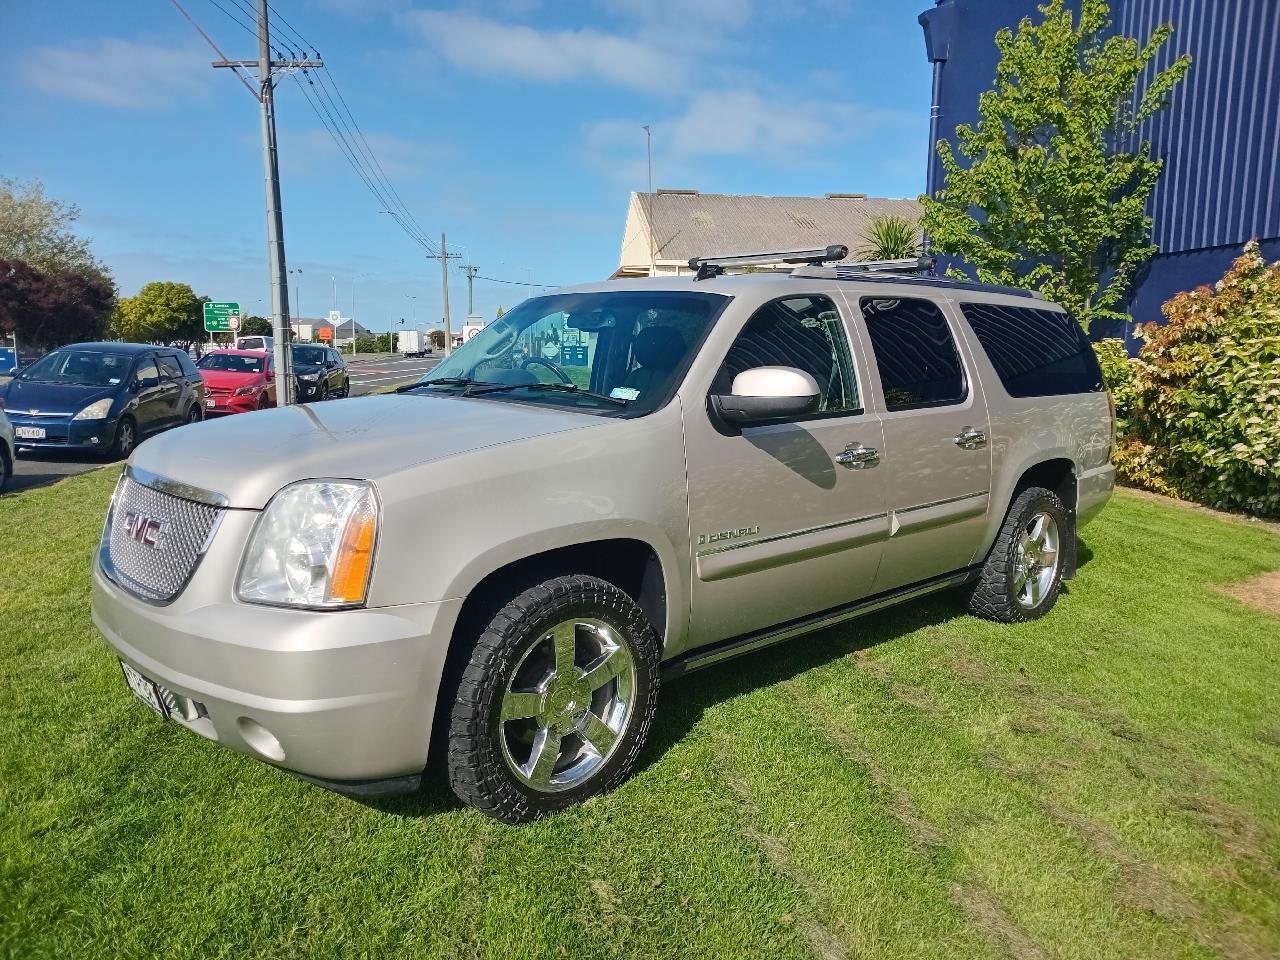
(266, 370), (276, 381)
(6, 367), (19, 377)
(137, 375), (160, 390)
(710, 366), (820, 425)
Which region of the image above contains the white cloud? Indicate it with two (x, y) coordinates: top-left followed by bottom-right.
(584, 90), (915, 183)
(17, 38), (211, 110)
(404, 10), (686, 91)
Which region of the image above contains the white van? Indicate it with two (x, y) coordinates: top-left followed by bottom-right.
(235, 335), (274, 352)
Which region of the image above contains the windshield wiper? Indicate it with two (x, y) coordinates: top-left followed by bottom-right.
(465, 381), (630, 407)
(396, 377), (494, 393)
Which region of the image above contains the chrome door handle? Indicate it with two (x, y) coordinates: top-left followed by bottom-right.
(835, 443), (880, 468)
(953, 426), (987, 450)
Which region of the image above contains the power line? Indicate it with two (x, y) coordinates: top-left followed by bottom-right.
(471, 273), (558, 289)
(204, 0), (257, 38)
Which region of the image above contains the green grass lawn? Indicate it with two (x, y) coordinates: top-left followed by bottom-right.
(2, 468), (1279, 960)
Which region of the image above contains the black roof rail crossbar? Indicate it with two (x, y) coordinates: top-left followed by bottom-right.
(789, 265), (1045, 300)
(689, 244), (848, 280)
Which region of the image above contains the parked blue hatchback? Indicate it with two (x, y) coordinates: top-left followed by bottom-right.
(0, 343), (206, 459)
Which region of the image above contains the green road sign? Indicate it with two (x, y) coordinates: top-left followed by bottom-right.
(203, 301), (242, 333)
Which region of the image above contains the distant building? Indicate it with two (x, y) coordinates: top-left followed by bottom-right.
(614, 189), (924, 278)
(919, 0), (1280, 339)
(290, 316), (373, 343)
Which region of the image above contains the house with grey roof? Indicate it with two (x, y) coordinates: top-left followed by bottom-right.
(614, 189), (923, 278)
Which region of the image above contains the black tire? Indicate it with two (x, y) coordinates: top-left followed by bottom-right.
(111, 417), (137, 460)
(185, 404), (202, 425)
(965, 486), (1070, 623)
(0, 445), (10, 493)
(446, 574), (661, 824)
(258, 394), (269, 410)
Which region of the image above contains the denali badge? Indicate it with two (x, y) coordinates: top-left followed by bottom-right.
(697, 525), (760, 546)
(122, 509), (164, 548)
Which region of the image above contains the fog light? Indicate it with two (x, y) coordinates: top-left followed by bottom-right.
(89, 436), (100, 445)
(237, 717), (285, 761)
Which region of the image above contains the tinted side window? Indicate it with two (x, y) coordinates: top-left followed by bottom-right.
(134, 358), (161, 385)
(176, 352), (200, 378)
(156, 354), (183, 380)
(715, 295), (860, 415)
(960, 303), (1104, 397)
(860, 297), (965, 411)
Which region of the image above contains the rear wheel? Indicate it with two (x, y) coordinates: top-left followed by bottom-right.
(0, 446), (10, 492)
(965, 486), (1068, 622)
(446, 574), (660, 823)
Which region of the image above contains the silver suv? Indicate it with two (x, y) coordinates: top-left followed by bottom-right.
(91, 250), (1115, 823)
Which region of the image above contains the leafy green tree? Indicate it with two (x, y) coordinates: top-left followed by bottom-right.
(0, 177), (113, 287)
(428, 329), (446, 349)
(856, 216), (921, 261)
(920, 0), (1191, 331)
(113, 282), (202, 344)
(240, 315), (273, 336)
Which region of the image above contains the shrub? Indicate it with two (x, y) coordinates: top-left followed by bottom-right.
(1093, 338), (1136, 430)
(1115, 241), (1280, 516)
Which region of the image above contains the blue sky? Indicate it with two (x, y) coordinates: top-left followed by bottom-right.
(1, 0), (933, 331)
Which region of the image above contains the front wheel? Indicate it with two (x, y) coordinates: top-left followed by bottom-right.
(111, 417), (137, 460)
(965, 486), (1069, 623)
(446, 574), (660, 823)
(185, 404), (202, 425)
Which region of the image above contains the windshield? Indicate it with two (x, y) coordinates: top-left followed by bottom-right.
(411, 290), (728, 414)
(293, 346), (327, 366)
(198, 353), (265, 374)
(19, 350), (134, 387)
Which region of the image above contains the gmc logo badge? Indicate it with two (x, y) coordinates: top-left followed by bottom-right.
(122, 510), (164, 548)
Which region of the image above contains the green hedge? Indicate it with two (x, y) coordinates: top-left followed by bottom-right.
(1104, 241), (1280, 517)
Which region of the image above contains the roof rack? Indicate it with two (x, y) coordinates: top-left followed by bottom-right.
(689, 244), (848, 281)
(790, 262), (1046, 300)
(822, 256), (937, 274)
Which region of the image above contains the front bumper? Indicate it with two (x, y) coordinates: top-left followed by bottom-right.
(296, 379), (326, 401)
(7, 412), (117, 452)
(204, 393), (260, 415)
(92, 547), (462, 788)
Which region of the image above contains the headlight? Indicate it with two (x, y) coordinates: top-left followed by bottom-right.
(237, 480), (379, 608)
(299, 373), (319, 381)
(233, 385), (258, 396)
(73, 398), (113, 421)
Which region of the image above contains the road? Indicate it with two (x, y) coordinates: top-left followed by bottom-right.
(6, 355), (440, 495)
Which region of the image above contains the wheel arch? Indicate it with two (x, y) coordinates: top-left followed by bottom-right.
(993, 454), (1079, 579)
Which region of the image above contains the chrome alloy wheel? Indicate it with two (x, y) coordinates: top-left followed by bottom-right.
(1014, 511), (1060, 609)
(498, 618), (636, 793)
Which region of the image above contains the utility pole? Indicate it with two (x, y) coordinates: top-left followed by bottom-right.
(207, 0), (320, 405)
(463, 262), (478, 315)
(427, 232), (461, 355)
(642, 124), (655, 276)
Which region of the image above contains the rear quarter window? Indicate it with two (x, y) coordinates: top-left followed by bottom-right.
(959, 303), (1104, 398)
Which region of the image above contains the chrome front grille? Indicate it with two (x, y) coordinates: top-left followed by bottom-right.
(105, 473), (224, 601)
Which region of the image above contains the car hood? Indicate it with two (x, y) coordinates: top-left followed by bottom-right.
(2, 379), (115, 415)
(200, 369), (261, 389)
(131, 393), (606, 508)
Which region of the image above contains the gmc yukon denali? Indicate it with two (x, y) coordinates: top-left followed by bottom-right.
(91, 248), (1115, 823)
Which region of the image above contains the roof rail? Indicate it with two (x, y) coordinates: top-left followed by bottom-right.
(824, 256), (936, 274)
(689, 244), (848, 281)
(790, 263), (1046, 300)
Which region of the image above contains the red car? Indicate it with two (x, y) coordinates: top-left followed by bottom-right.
(196, 349), (276, 415)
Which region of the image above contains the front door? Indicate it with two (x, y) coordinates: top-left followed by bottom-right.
(131, 356), (173, 433)
(683, 293), (888, 648)
(847, 293), (992, 593)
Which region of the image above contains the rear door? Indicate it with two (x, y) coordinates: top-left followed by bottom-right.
(847, 293), (992, 592)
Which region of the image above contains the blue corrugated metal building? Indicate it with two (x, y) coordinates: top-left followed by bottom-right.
(919, 0), (1280, 341)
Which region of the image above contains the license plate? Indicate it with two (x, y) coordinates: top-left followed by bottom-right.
(121, 661), (168, 717)
(205, 399), (217, 408)
(15, 426), (45, 440)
